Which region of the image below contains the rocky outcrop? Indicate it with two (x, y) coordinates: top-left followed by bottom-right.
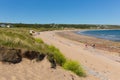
(36, 53), (46, 61)
(47, 53), (56, 68)
(22, 51), (39, 60)
(0, 47), (22, 64)
(22, 50), (46, 61)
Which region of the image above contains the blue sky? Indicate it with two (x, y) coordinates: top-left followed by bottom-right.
(0, 0), (120, 24)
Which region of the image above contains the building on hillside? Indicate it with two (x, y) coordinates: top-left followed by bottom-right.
(0, 24), (13, 28)
(0, 24), (6, 27)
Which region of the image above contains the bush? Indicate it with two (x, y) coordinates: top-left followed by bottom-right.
(63, 60), (86, 77)
(48, 45), (66, 66)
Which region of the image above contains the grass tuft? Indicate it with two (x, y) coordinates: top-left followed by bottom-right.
(47, 45), (66, 66)
(63, 60), (86, 77)
(35, 38), (44, 44)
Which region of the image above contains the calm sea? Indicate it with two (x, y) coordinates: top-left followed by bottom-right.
(76, 30), (120, 42)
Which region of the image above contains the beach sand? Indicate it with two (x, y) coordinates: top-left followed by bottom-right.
(56, 30), (120, 54)
(35, 30), (120, 80)
(0, 57), (87, 80)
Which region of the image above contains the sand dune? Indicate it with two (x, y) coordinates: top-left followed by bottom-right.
(35, 30), (120, 80)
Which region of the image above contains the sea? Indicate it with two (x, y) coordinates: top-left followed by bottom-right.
(76, 30), (120, 42)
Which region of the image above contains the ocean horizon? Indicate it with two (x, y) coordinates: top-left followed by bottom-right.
(76, 29), (120, 42)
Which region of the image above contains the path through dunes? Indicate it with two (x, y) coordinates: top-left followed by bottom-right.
(36, 31), (120, 80)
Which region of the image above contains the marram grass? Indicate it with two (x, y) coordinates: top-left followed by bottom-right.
(47, 45), (66, 66)
(63, 60), (86, 77)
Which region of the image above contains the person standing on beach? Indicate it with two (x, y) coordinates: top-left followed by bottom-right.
(92, 44), (95, 48)
(85, 44), (88, 48)
(85, 43), (88, 48)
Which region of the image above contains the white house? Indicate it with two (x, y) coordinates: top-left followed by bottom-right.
(7, 25), (11, 28)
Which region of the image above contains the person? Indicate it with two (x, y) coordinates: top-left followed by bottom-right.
(92, 44), (95, 48)
(85, 44), (88, 48)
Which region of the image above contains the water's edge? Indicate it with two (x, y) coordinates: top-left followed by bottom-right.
(75, 30), (120, 42)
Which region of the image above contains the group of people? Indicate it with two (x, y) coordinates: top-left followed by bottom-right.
(85, 43), (96, 48)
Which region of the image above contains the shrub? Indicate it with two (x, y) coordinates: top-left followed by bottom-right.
(63, 60), (86, 77)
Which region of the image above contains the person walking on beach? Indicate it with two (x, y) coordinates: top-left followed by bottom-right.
(85, 44), (88, 48)
(92, 44), (95, 48)
(84, 43), (89, 49)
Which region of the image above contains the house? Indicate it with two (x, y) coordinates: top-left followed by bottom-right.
(7, 25), (11, 28)
(0, 24), (6, 27)
(0, 24), (12, 28)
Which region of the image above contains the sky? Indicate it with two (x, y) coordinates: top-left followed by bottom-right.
(0, 0), (120, 24)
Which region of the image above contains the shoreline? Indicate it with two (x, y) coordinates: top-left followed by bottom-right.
(74, 29), (120, 42)
(56, 30), (120, 55)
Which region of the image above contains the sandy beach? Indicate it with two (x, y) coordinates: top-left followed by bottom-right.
(35, 30), (120, 80)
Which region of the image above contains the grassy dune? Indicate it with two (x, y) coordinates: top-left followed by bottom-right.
(0, 28), (86, 77)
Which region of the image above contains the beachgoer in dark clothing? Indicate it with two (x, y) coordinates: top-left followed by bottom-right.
(85, 44), (88, 48)
(92, 44), (95, 48)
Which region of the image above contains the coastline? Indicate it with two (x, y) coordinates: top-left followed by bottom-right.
(56, 30), (120, 55)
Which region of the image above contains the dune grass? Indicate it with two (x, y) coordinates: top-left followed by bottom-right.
(47, 45), (86, 77)
(35, 38), (44, 44)
(63, 60), (86, 77)
(0, 28), (44, 51)
(47, 45), (66, 66)
(0, 28), (33, 48)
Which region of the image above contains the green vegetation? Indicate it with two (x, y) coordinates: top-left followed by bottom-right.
(63, 60), (86, 77)
(47, 45), (66, 66)
(0, 28), (86, 77)
(35, 38), (44, 44)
